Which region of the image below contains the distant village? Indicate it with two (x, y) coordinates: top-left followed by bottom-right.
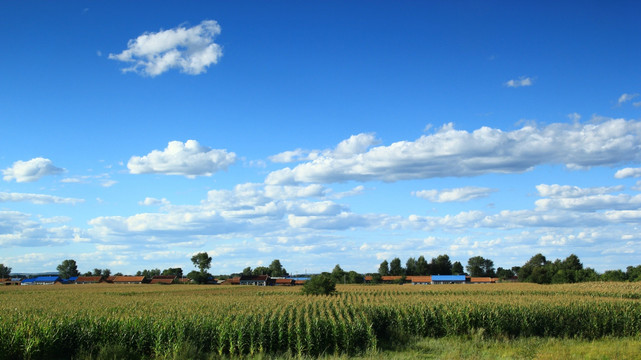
(0, 274), (501, 287)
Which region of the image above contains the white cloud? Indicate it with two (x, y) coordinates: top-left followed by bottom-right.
(139, 197), (170, 206)
(2, 157), (64, 183)
(269, 134), (379, 164)
(0, 211), (85, 247)
(505, 76), (533, 88)
(109, 20), (222, 77)
(536, 184), (624, 198)
(413, 187), (496, 202)
(266, 118), (641, 184)
(0, 192), (84, 205)
(535, 194), (641, 212)
(614, 167), (641, 179)
(617, 93), (639, 105)
(127, 140), (236, 177)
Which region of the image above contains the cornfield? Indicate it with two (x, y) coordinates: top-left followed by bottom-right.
(0, 282), (640, 359)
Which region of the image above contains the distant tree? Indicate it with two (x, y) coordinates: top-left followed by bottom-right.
(241, 267), (253, 276)
(91, 268), (111, 277)
(102, 269), (111, 277)
(389, 257), (404, 276)
(0, 264), (11, 278)
(269, 259), (287, 277)
(626, 265), (641, 282)
(370, 273), (382, 284)
(57, 259), (80, 279)
(331, 264), (346, 283)
(187, 270), (209, 284)
(562, 254), (583, 271)
(161, 268), (182, 277)
(416, 256), (430, 275)
(347, 270), (364, 284)
(467, 256), (495, 277)
(431, 254), (452, 275)
(253, 266), (270, 276)
(405, 257), (417, 276)
(114, 272), (123, 276)
(378, 260), (389, 276)
(302, 274), (336, 295)
(576, 267), (599, 282)
(82, 271), (92, 276)
(191, 252), (212, 274)
(518, 253), (551, 284)
(601, 270), (627, 282)
(496, 267), (515, 280)
(136, 269), (161, 278)
(451, 261), (464, 275)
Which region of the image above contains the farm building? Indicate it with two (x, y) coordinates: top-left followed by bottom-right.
(75, 276), (104, 284)
(410, 276), (432, 285)
(150, 275), (177, 284)
(221, 277), (240, 285)
(274, 278), (294, 286)
(431, 275), (466, 284)
(470, 277), (498, 284)
(239, 275), (271, 286)
(1, 278), (21, 285)
(112, 276), (146, 284)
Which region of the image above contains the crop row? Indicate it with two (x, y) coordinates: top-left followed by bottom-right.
(0, 283), (640, 359)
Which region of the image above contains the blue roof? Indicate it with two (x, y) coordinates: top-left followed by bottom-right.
(33, 276), (61, 282)
(68, 276), (78, 281)
(431, 275), (466, 281)
(21, 278), (36, 283)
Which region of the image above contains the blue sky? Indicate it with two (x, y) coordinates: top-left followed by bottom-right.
(1, 1), (640, 275)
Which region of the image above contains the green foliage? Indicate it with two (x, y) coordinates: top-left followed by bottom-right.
(301, 274), (336, 295)
(466, 256), (495, 277)
(252, 266), (270, 276)
(191, 252), (212, 273)
(416, 256), (429, 275)
(331, 264), (346, 283)
(186, 270), (209, 284)
(268, 259), (287, 277)
(405, 257), (417, 276)
(451, 261), (464, 275)
(0, 264), (11, 278)
(378, 260), (389, 276)
(389, 258), (404, 276)
(57, 259), (80, 279)
(161, 267), (183, 277)
(431, 254), (452, 275)
(136, 268), (161, 278)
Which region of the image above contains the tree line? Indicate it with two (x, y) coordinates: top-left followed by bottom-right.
(2, 252), (640, 285)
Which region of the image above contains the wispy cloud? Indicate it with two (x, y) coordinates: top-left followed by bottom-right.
(617, 93), (639, 105)
(0, 192), (84, 205)
(2, 158), (64, 183)
(505, 76), (533, 88)
(109, 20), (223, 77)
(127, 140), (236, 178)
(412, 187), (496, 202)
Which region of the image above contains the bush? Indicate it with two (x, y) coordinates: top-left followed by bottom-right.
(302, 275), (337, 295)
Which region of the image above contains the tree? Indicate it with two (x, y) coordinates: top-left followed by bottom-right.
(347, 270), (364, 284)
(191, 252), (212, 274)
(389, 257), (404, 276)
(404, 257), (417, 276)
(496, 267), (515, 280)
(253, 266), (270, 276)
(136, 269), (161, 278)
(416, 256), (430, 275)
(518, 253), (551, 284)
(627, 265), (641, 282)
(161, 268), (183, 278)
(57, 259), (79, 279)
(431, 254), (452, 275)
(331, 264), (346, 283)
(241, 267), (253, 276)
(301, 274), (336, 295)
(187, 270), (209, 284)
(378, 260), (389, 276)
(466, 256), (494, 277)
(269, 259), (287, 277)
(601, 270), (627, 282)
(0, 264), (11, 278)
(452, 261), (464, 275)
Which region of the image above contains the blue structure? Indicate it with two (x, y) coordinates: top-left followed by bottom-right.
(20, 278), (36, 285)
(431, 275), (466, 284)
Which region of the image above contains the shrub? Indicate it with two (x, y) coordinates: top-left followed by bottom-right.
(301, 275), (336, 295)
